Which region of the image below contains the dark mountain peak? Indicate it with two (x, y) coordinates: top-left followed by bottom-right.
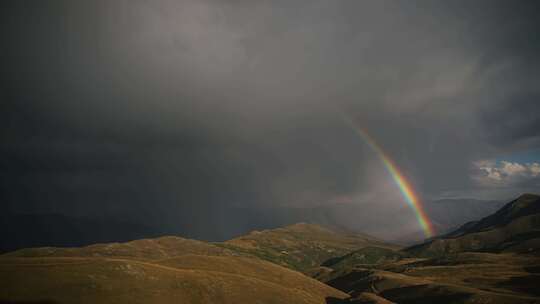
(440, 220), (480, 238)
(463, 193), (540, 234)
(404, 194), (540, 256)
(513, 193), (540, 210)
(504, 193), (540, 214)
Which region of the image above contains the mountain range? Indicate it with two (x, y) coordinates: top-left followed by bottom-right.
(0, 197), (505, 253)
(1, 194), (539, 303)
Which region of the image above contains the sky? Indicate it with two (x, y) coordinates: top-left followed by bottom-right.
(1, 0), (540, 241)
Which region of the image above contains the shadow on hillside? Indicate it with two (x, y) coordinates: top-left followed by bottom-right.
(325, 297), (348, 304)
(325, 270), (373, 294)
(326, 296), (376, 304)
(496, 274), (540, 296)
(380, 285), (472, 304)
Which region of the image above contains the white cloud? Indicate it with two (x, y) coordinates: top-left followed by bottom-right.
(530, 163), (540, 177)
(473, 160), (540, 186)
(500, 161), (528, 176)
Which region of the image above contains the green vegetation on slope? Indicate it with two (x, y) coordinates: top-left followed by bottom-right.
(322, 246), (407, 271)
(220, 223), (399, 273)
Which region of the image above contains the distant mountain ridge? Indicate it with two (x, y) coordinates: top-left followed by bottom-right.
(0, 197), (505, 253)
(405, 193), (540, 256)
(423, 198), (506, 234)
(458, 194), (540, 234)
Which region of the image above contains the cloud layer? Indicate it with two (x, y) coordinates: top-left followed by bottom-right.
(473, 160), (540, 186)
(1, 0), (539, 240)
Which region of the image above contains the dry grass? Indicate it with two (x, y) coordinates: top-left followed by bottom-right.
(0, 255), (347, 304)
(2, 236), (239, 260)
(0, 223), (387, 304)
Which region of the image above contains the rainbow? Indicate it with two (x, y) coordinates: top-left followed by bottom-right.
(343, 116), (435, 238)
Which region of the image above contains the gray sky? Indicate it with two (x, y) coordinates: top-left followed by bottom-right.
(1, 0), (539, 240)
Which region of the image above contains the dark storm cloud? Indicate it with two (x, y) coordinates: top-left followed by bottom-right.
(1, 0), (539, 240)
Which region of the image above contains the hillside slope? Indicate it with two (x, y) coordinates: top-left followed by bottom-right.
(319, 251), (540, 303)
(324, 256), (540, 304)
(0, 255), (347, 304)
(1, 223), (392, 303)
(322, 246), (407, 272)
(315, 194), (540, 304)
(405, 194), (540, 257)
(2, 235), (239, 260)
(221, 223), (399, 272)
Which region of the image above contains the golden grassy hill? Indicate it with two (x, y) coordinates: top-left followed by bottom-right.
(0, 254), (348, 304)
(0, 223), (389, 304)
(2, 236), (239, 260)
(0, 225), (361, 304)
